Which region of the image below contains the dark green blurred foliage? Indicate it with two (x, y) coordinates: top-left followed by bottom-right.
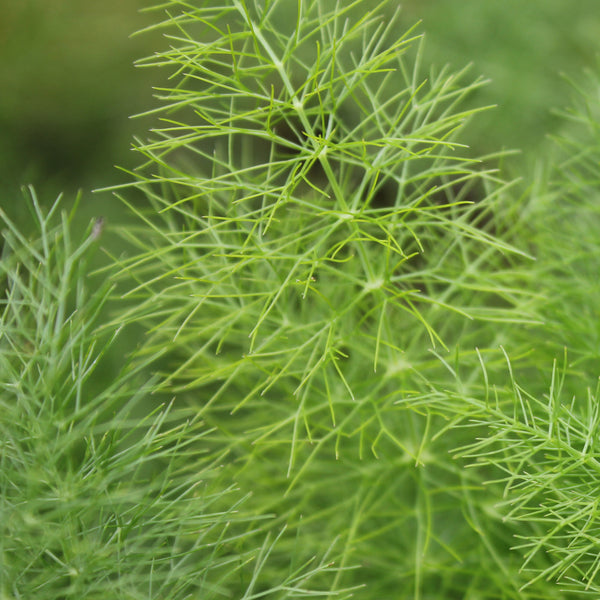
(0, 0), (158, 209)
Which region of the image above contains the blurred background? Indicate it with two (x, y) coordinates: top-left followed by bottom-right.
(1, 0), (599, 215)
(0, 0), (161, 225)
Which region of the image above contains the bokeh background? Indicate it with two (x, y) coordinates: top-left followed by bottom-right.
(1, 0), (599, 214)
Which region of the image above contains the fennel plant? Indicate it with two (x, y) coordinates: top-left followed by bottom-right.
(3, 1), (600, 598)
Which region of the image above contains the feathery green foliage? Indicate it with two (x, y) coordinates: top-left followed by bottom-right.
(3, 1), (600, 598)
(0, 191), (353, 598)
(431, 74), (600, 596)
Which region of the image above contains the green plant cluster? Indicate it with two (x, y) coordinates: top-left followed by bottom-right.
(2, 1), (600, 598)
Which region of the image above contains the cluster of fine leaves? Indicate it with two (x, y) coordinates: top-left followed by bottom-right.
(0, 193), (350, 599)
(4, 0), (600, 598)
(104, 1), (554, 597)
(432, 74), (600, 597)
